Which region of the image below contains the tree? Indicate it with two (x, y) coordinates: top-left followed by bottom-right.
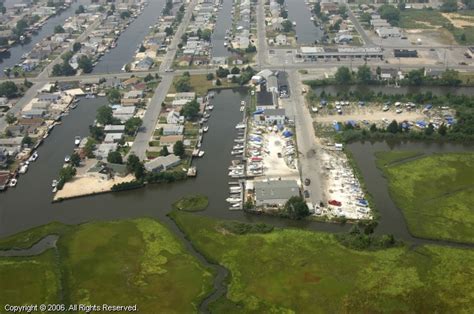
(78, 55), (93, 73)
(460, 33), (466, 42)
(59, 165), (76, 183)
(126, 154), (145, 180)
(165, 26), (173, 36)
(370, 123), (378, 133)
(245, 44), (257, 53)
(174, 76), (191, 92)
(54, 25), (65, 33)
(124, 117), (142, 136)
(180, 99), (200, 119)
(206, 73), (214, 81)
(5, 113), (17, 125)
(173, 140), (185, 158)
(70, 152), (81, 167)
(96, 105), (114, 125)
(61, 51), (75, 62)
(216, 66), (230, 78)
(280, 10), (288, 19)
(84, 138), (96, 158)
(215, 78), (222, 86)
(160, 145), (169, 156)
(138, 44), (146, 53)
(72, 42), (82, 52)
(120, 11), (131, 19)
(441, 0), (458, 12)
(378, 4), (400, 26)
(376, 66), (382, 76)
(0, 81), (18, 98)
(107, 88), (121, 104)
(22, 135), (33, 147)
(406, 68), (424, 86)
(282, 20), (293, 33)
(231, 66), (240, 75)
(356, 65), (372, 83)
(335, 66), (352, 85)
(284, 196), (310, 220)
(313, 3), (321, 16)
(144, 73), (154, 82)
(387, 120), (399, 133)
(424, 123), (435, 135)
(438, 123), (448, 136)
(107, 151), (123, 164)
(89, 125), (104, 141)
(75, 5), (85, 14)
(441, 69), (461, 86)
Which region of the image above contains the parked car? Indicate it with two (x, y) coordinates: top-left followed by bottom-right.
(303, 190), (310, 198)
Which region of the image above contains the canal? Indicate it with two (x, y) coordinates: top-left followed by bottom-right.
(92, 0), (166, 74)
(211, 0), (233, 58)
(0, 0), (87, 76)
(285, 0), (323, 44)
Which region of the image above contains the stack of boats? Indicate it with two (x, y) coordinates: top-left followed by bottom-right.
(227, 182), (242, 210)
(228, 161), (245, 178)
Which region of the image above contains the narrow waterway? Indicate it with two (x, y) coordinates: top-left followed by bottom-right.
(92, 0), (166, 74)
(211, 0), (233, 58)
(0, 0), (87, 76)
(348, 140), (474, 248)
(285, 0), (322, 44)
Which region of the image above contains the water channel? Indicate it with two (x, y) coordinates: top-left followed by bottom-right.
(285, 0), (323, 44)
(211, 0), (233, 58)
(0, 0), (87, 76)
(92, 0), (166, 74)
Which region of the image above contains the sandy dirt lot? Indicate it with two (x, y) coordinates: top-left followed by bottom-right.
(54, 174), (135, 200)
(261, 132), (299, 179)
(442, 13), (474, 28)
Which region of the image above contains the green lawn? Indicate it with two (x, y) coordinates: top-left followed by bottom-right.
(0, 219), (213, 312)
(173, 194), (209, 212)
(377, 152), (474, 243)
(169, 74), (238, 97)
(171, 211), (474, 313)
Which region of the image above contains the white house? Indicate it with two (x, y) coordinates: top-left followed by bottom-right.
(166, 110), (184, 124)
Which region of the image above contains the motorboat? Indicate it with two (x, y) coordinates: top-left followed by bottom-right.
(29, 151), (38, 162)
(52, 180), (58, 188)
(235, 123), (245, 129)
(203, 126), (209, 132)
(207, 105), (214, 110)
(19, 164), (28, 174)
(64, 155), (71, 163)
(9, 178), (17, 187)
(198, 151), (205, 157)
(74, 136), (81, 146)
(226, 197), (241, 203)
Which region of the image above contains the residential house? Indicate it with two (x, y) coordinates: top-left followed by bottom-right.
(144, 154), (181, 173)
(162, 124), (184, 136)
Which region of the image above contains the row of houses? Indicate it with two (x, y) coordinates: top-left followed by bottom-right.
(230, 0), (253, 50)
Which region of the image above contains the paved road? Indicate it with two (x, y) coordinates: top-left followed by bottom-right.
(256, 0), (268, 67)
(280, 70), (324, 205)
(129, 0), (198, 160)
(347, 7), (375, 47)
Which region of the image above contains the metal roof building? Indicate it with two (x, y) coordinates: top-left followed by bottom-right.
(254, 180), (300, 207)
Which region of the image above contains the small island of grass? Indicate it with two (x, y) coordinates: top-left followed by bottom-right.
(173, 194), (209, 212)
(377, 151), (474, 243)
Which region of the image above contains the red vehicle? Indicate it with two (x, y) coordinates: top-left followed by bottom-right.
(328, 200), (342, 206)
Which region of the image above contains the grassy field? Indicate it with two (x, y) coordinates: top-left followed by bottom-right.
(377, 152), (474, 243)
(171, 211), (474, 313)
(169, 74), (238, 97)
(0, 219), (213, 312)
(399, 9), (449, 29)
(173, 194), (209, 212)
(0, 250), (61, 306)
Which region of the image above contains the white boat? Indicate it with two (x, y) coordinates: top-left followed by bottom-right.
(9, 178), (17, 187)
(74, 136), (81, 146)
(203, 126), (209, 132)
(198, 151), (205, 157)
(52, 186), (57, 193)
(234, 139), (244, 143)
(226, 197), (241, 203)
(52, 180), (58, 188)
(85, 93), (96, 99)
(235, 123), (245, 129)
(241, 100), (245, 105)
(292, 21), (296, 26)
(231, 150), (243, 155)
(207, 105), (214, 110)
(64, 155), (71, 163)
(233, 145), (244, 150)
(29, 151), (38, 162)
(19, 164), (28, 174)
(240, 106), (244, 112)
(224, 42), (228, 47)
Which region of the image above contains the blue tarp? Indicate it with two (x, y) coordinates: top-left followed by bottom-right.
(424, 104), (433, 110)
(283, 130), (293, 138)
(333, 123), (341, 132)
(253, 110), (264, 115)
